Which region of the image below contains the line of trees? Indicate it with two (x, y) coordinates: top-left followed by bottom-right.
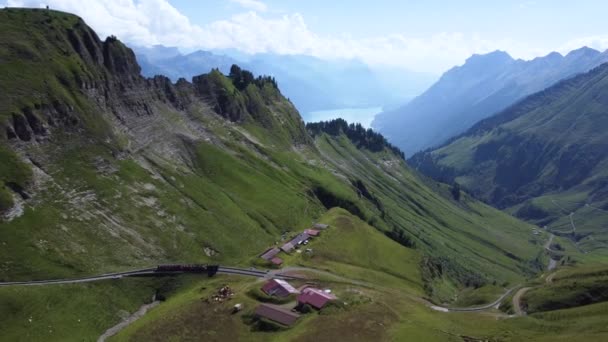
(306, 118), (405, 159)
(229, 64), (278, 91)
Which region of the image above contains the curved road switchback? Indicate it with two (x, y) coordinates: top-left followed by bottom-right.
(430, 286), (520, 313)
(512, 287), (531, 316)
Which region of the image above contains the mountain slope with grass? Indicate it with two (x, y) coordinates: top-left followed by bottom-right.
(373, 48), (608, 155)
(306, 119), (546, 301)
(0, 8), (590, 342)
(410, 62), (608, 256)
(521, 264), (608, 314)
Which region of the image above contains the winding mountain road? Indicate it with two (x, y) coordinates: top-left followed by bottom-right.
(544, 234), (555, 250)
(512, 287), (531, 316)
(0, 263), (542, 316)
(545, 234), (558, 271)
(430, 286), (520, 313)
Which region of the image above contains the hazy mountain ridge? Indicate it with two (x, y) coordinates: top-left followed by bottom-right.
(134, 45), (437, 116)
(410, 61), (608, 253)
(372, 47), (608, 155)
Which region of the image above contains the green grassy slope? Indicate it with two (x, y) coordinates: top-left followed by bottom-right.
(282, 208), (424, 294)
(522, 264), (608, 313)
(0, 8), (567, 341)
(410, 62), (608, 256)
(112, 210), (608, 342)
(310, 128), (544, 302)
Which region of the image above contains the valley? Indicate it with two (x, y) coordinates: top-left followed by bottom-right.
(0, 5), (608, 342)
(410, 62), (608, 261)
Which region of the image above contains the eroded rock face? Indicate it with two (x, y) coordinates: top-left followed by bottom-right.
(11, 113), (33, 141)
(1, 9), (307, 173)
(22, 107), (47, 136)
(2, 191), (25, 222)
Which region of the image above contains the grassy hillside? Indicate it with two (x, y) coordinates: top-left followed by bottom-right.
(410, 62), (608, 256)
(522, 264), (608, 313)
(111, 210), (608, 342)
(308, 122), (545, 302)
(0, 8), (581, 342)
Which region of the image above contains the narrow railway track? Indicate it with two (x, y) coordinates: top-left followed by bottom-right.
(0, 265), (302, 287)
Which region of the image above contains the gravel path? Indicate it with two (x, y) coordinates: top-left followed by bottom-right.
(512, 287), (531, 316)
(97, 300), (160, 342)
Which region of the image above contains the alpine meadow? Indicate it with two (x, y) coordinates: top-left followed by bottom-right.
(1, 2), (608, 341)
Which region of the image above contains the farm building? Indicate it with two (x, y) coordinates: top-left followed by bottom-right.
(280, 242), (295, 253)
(262, 279), (299, 297)
(297, 287), (336, 309)
(313, 223), (329, 229)
(254, 304), (300, 326)
(304, 229), (320, 237)
(282, 232), (313, 252)
(290, 233), (310, 246)
(260, 247), (281, 261)
(270, 257), (283, 266)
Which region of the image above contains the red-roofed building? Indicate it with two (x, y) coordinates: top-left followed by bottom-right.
(262, 279), (299, 297)
(297, 287), (336, 309)
(254, 304), (300, 326)
(304, 229), (320, 237)
(270, 257), (283, 266)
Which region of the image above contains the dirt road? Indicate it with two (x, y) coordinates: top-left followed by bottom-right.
(512, 287), (531, 316)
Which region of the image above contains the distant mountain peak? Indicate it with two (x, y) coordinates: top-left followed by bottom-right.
(187, 50), (215, 57)
(372, 45), (608, 155)
(465, 50), (513, 64)
(545, 51), (563, 59)
(566, 46), (601, 59)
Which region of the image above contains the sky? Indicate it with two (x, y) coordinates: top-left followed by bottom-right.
(3, 0), (608, 73)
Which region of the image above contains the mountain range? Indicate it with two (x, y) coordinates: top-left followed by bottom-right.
(372, 47), (608, 155)
(410, 61), (608, 254)
(2, 7), (608, 342)
(133, 45), (437, 116)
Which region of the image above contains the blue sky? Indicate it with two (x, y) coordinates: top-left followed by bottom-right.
(173, 0), (606, 43)
(4, 0), (608, 73)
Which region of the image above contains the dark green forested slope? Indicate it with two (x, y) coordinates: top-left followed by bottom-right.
(411, 62), (608, 255)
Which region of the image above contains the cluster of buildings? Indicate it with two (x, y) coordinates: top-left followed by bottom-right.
(259, 223), (329, 266)
(254, 277), (337, 326)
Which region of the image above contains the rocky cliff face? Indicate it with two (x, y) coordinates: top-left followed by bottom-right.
(0, 9), (317, 278)
(1, 8), (309, 163)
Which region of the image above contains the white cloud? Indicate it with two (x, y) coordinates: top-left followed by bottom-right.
(2, 0), (602, 73)
(558, 35), (608, 54)
(518, 1), (536, 9)
(229, 0), (267, 12)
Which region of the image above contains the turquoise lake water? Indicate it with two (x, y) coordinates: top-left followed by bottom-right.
(306, 106), (383, 128)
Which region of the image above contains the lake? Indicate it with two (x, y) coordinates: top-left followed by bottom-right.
(306, 106), (383, 128)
